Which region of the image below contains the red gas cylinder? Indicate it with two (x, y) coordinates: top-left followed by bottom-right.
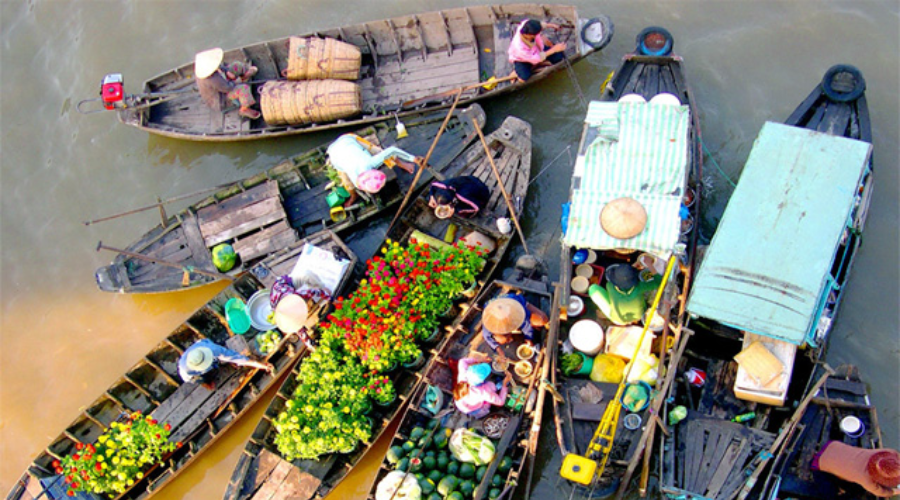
(100, 73), (124, 110)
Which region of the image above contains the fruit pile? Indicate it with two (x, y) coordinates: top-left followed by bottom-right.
(381, 420), (514, 500)
(255, 330), (282, 355)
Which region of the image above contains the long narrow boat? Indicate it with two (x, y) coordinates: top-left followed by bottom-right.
(94, 105), (484, 294)
(658, 64), (875, 500)
(363, 272), (553, 500)
(222, 116), (532, 500)
(7, 231), (357, 500)
(549, 27), (704, 498)
(112, 5), (611, 141)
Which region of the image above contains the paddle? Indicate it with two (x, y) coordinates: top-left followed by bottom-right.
(83, 182), (238, 226)
(386, 89), (466, 237)
(469, 118), (531, 255)
(96, 241), (234, 283)
(400, 75), (517, 110)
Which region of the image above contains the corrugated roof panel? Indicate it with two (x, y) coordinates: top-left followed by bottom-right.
(688, 121), (873, 344)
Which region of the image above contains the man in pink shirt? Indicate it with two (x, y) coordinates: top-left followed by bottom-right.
(507, 19), (568, 82)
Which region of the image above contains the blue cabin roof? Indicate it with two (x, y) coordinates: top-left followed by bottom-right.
(687, 121), (872, 345)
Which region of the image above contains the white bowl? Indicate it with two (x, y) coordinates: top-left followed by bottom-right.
(568, 296), (585, 317)
(247, 290), (276, 331)
(571, 276), (590, 294)
(570, 319), (605, 355)
(649, 92), (681, 106)
(619, 93), (647, 103)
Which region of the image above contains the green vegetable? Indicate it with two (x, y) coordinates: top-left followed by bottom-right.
(396, 457), (409, 472)
(402, 440), (416, 452)
(423, 456), (437, 471)
(459, 463), (475, 479)
(447, 492), (464, 500)
(488, 487), (501, 499)
(410, 426), (425, 441)
(497, 456), (513, 474)
(476, 465), (487, 482)
(419, 477), (435, 495)
(491, 473), (503, 487)
(447, 461), (460, 476)
(560, 353), (584, 375)
(437, 475), (459, 496)
(436, 454), (449, 471)
(427, 469), (443, 483)
(425, 450), (437, 458)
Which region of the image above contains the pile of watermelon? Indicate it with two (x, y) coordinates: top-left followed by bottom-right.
(382, 420), (514, 500)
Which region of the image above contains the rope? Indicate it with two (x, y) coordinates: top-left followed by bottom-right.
(701, 140), (737, 188)
(528, 145), (573, 186)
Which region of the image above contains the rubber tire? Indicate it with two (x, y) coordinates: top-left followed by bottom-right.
(581, 16), (615, 50)
(636, 26), (674, 56)
(821, 64), (866, 103)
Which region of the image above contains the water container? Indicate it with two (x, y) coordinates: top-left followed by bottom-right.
(225, 298), (251, 334)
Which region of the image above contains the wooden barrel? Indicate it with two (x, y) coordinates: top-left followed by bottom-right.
(285, 37), (361, 80)
(260, 80), (361, 126)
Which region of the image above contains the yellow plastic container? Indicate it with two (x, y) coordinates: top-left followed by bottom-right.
(560, 454), (597, 485)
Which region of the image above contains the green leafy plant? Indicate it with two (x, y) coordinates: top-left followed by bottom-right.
(560, 353), (584, 376)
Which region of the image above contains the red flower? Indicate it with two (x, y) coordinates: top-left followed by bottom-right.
(72, 454), (80, 461)
(176, 442), (183, 448)
(164, 423), (171, 431)
(52, 460), (60, 468)
(75, 443), (83, 451)
(67, 490), (75, 497)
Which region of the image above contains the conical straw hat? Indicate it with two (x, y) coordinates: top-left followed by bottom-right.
(600, 197), (647, 239)
(274, 294), (309, 334)
(195, 48), (224, 79)
(483, 297), (526, 334)
(868, 450), (900, 487)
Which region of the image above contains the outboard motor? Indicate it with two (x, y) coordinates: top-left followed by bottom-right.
(100, 73), (125, 110)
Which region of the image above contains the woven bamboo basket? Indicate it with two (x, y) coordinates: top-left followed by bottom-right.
(260, 80), (361, 125)
(285, 37), (361, 80)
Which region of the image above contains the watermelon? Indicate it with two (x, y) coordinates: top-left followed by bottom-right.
(402, 440), (416, 452)
(497, 456), (513, 473)
(423, 456), (437, 471)
(211, 244), (237, 272)
(475, 465), (487, 482)
(458, 479), (475, 498)
(410, 426), (426, 441)
(386, 446), (404, 465)
(458, 463), (476, 479)
(446, 461), (460, 476)
(396, 457), (409, 472)
(427, 469), (443, 483)
(488, 487), (501, 499)
(419, 478), (436, 495)
(427, 494), (442, 500)
(447, 492), (464, 500)
(437, 475), (459, 496)
(409, 456), (424, 472)
(491, 473), (503, 487)
(436, 454), (450, 471)
(427, 418), (440, 430)
(425, 450), (437, 458)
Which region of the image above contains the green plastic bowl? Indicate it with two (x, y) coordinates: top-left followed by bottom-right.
(225, 297), (251, 334)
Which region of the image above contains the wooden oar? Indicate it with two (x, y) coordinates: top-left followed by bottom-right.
(96, 241), (234, 282)
(470, 118), (531, 255)
(401, 75), (517, 110)
(386, 89), (465, 237)
(83, 182), (237, 226)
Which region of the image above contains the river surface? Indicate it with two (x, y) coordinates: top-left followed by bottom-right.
(1, 1), (897, 498)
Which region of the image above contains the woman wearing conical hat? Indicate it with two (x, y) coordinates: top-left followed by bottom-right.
(815, 442), (900, 497)
(481, 293), (548, 352)
(194, 47), (261, 120)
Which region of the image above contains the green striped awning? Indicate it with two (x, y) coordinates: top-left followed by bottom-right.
(564, 101), (690, 256)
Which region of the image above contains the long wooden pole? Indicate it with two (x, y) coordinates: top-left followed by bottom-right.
(96, 241), (234, 281)
(470, 118), (531, 255)
(83, 182), (237, 226)
(401, 75), (517, 109)
(386, 90), (465, 237)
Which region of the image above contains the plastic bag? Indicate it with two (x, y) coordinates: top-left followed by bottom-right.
(449, 428), (496, 465)
(589, 353), (625, 383)
(375, 471), (421, 500)
(626, 354), (659, 385)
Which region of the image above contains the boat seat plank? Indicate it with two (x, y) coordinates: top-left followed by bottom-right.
(492, 21), (514, 79)
(822, 377), (868, 396)
(200, 197), (287, 248)
(571, 402), (604, 421)
(197, 181), (280, 227)
(644, 64), (660, 97)
(818, 101), (852, 136)
(417, 13), (453, 52)
(232, 220), (299, 263)
(182, 212), (216, 272)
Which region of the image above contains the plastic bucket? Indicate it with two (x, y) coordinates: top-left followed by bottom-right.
(620, 381), (652, 412)
(225, 298), (251, 334)
(569, 319), (604, 355)
(574, 351), (594, 375)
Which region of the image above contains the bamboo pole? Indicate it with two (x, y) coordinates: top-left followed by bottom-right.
(83, 182), (237, 226)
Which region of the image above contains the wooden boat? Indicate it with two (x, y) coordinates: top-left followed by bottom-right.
(363, 272), (553, 500)
(658, 64), (875, 500)
(222, 116), (532, 500)
(549, 27), (704, 498)
(7, 231), (357, 500)
(114, 5), (611, 141)
(763, 365), (885, 500)
(94, 104), (484, 294)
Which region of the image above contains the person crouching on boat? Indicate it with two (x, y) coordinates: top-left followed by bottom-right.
(271, 286), (317, 351)
(481, 294), (549, 354)
(507, 19), (567, 82)
(326, 133), (420, 207)
(814, 442), (900, 497)
(588, 263), (661, 326)
(195, 48), (262, 120)
(178, 339), (273, 390)
(428, 175), (490, 220)
(453, 356), (512, 418)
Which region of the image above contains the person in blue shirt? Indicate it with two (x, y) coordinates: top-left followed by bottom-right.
(481, 293), (548, 352)
(178, 338), (273, 390)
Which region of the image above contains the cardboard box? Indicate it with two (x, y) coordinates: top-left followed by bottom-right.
(733, 332), (797, 406)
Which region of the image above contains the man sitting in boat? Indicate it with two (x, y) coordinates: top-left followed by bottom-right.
(481, 294), (549, 353)
(195, 47), (262, 120)
(588, 263), (661, 326)
(453, 356), (512, 418)
(178, 339), (273, 390)
(326, 133), (419, 206)
(507, 19), (567, 82)
(428, 175), (490, 220)
(814, 441), (900, 497)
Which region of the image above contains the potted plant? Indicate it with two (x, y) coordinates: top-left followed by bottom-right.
(366, 375), (397, 406)
(55, 411), (179, 496)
